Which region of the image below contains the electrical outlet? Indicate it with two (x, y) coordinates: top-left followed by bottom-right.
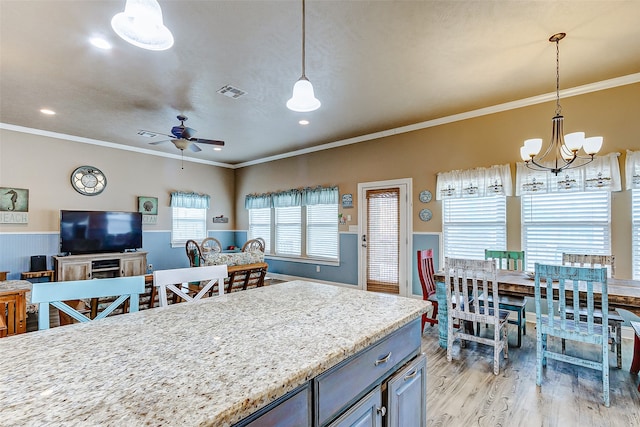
(316, 265), (320, 272)
(148, 263), (153, 272)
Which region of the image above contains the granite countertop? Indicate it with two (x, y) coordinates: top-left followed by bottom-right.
(0, 280), (428, 426)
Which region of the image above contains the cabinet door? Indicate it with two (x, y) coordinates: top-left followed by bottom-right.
(60, 261), (91, 281)
(239, 382), (311, 427)
(385, 354), (427, 427)
(327, 386), (382, 427)
(122, 256), (145, 277)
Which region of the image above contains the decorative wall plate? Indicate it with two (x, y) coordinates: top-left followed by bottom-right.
(419, 208), (432, 222)
(71, 165), (107, 196)
(419, 190), (432, 203)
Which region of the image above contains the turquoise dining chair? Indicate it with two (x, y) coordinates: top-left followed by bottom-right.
(31, 276), (145, 330)
(534, 263), (610, 407)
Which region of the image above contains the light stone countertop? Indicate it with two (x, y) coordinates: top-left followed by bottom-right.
(0, 280), (428, 426)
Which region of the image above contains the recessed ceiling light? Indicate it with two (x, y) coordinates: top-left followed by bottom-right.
(40, 109), (56, 115)
(214, 147), (222, 151)
(89, 37), (112, 50)
(299, 120), (309, 125)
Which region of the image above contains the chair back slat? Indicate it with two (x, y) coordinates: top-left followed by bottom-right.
(485, 249), (525, 271)
(562, 253), (615, 278)
(153, 265), (228, 307)
(31, 276), (145, 330)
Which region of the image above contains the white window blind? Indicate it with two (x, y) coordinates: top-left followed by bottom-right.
(248, 208), (271, 254)
(443, 196), (506, 260)
(171, 207), (207, 246)
(307, 204), (338, 260)
(632, 189), (640, 280)
(367, 189), (399, 286)
(275, 206), (302, 256)
(521, 191), (611, 272)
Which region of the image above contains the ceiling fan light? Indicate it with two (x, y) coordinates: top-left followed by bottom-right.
(172, 139), (190, 150)
(111, 0), (174, 51)
(564, 131), (585, 152)
(286, 77), (321, 112)
(583, 136), (603, 155)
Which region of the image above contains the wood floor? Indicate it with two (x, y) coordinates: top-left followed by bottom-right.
(421, 322), (640, 426)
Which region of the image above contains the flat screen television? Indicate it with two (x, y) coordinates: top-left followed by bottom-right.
(60, 210), (143, 255)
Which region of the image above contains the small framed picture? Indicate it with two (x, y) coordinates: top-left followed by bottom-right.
(0, 187), (29, 212)
(138, 196), (158, 215)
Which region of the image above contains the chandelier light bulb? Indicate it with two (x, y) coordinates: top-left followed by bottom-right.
(583, 136), (603, 155)
(564, 132), (585, 152)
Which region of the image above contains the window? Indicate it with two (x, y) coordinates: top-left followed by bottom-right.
(521, 191), (611, 272)
(633, 189), (640, 280)
(443, 196), (507, 260)
(307, 203), (338, 259)
(248, 208), (271, 254)
(171, 207), (207, 246)
(275, 206), (302, 256)
(246, 186), (339, 261)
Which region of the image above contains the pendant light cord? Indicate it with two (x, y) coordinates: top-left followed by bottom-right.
(301, 0), (306, 78)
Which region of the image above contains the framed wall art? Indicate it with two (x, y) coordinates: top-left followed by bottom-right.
(138, 196), (158, 215)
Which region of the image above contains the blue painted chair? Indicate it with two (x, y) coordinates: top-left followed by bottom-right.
(31, 276), (145, 330)
(481, 249), (527, 347)
(534, 263), (610, 407)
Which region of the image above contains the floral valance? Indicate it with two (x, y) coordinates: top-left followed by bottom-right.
(245, 186), (338, 209)
(626, 150), (640, 190)
(436, 164), (512, 200)
(515, 152), (621, 195)
(170, 191), (210, 209)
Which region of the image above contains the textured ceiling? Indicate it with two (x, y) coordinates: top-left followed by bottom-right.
(1, 1), (640, 167)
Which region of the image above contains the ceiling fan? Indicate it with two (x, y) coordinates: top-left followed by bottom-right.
(143, 115), (225, 153)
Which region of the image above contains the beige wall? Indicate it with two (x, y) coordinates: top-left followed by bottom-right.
(0, 130), (236, 232)
(234, 83), (640, 278)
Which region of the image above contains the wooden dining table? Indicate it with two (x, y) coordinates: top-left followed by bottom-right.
(433, 269), (640, 348)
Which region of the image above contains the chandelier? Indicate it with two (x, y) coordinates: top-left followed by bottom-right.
(519, 33), (603, 175)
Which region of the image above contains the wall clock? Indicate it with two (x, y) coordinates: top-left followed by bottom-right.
(419, 208), (433, 222)
(70, 166), (107, 196)
(419, 190), (432, 203)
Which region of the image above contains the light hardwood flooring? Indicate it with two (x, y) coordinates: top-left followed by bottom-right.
(421, 322), (640, 426)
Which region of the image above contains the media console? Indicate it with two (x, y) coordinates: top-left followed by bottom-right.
(53, 252), (147, 281)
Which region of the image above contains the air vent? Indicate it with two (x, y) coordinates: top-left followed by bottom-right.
(137, 130), (158, 138)
(217, 85), (247, 99)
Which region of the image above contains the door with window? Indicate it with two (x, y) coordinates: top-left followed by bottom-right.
(358, 179), (412, 296)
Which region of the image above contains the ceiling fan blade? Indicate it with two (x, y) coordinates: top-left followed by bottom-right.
(190, 138), (225, 147)
(149, 139), (170, 146)
(188, 143), (202, 152)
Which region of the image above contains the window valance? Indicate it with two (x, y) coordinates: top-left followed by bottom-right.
(170, 191), (210, 209)
(436, 164), (512, 200)
(515, 152), (621, 195)
(245, 186), (338, 209)
(626, 150), (640, 190)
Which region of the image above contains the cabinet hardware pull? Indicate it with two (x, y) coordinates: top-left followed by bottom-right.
(374, 352), (392, 366)
(377, 406), (386, 416)
(404, 369), (417, 380)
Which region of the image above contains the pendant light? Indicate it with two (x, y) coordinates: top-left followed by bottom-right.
(286, 0), (321, 112)
(111, 0), (174, 51)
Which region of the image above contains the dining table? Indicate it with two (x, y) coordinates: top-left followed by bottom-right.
(433, 269), (640, 348)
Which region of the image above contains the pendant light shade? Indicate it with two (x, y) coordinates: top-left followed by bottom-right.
(111, 0), (174, 51)
(287, 0), (320, 112)
(287, 77), (321, 112)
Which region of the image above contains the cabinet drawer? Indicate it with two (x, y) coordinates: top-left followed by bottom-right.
(236, 382), (311, 427)
(316, 318), (421, 426)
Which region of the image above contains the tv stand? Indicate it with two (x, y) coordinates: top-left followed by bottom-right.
(53, 252), (147, 281)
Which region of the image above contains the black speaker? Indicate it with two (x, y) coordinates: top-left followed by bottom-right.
(30, 255), (47, 272)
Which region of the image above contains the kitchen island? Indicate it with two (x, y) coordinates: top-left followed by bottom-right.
(0, 280), (428, 426)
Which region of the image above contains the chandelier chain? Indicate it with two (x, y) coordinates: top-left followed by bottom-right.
(555, 38), (561, 116)
(301, 0), (306, 78)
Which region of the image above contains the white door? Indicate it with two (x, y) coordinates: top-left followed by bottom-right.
(358, 179), (412, 296)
